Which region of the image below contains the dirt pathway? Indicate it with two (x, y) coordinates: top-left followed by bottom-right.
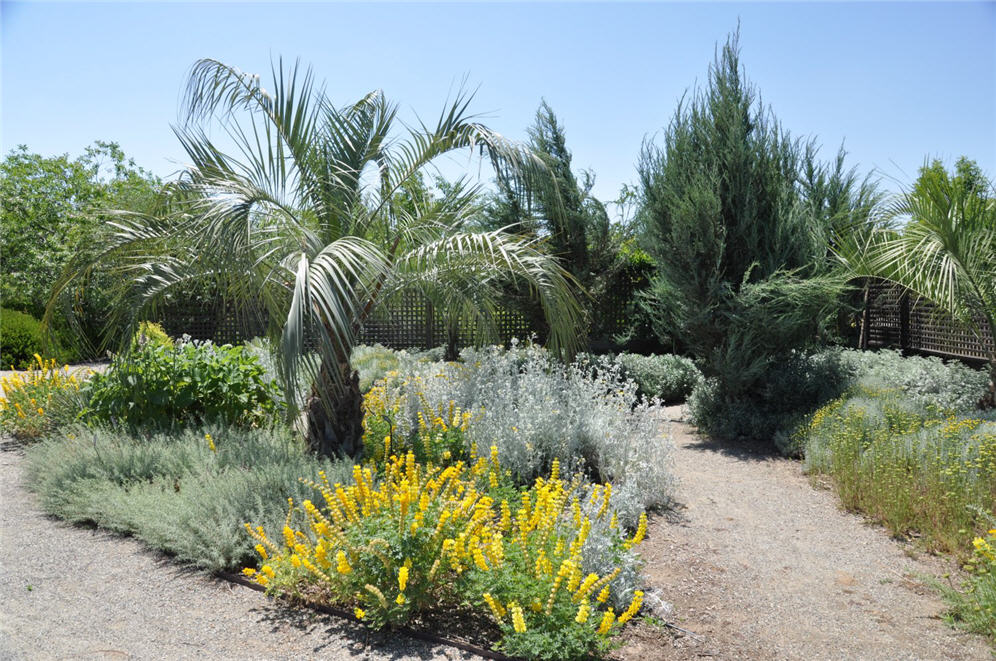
(621, 413), (990, 660)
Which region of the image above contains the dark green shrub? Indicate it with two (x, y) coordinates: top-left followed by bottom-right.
(688, 349), (852, 453)
(84, 339), (280, 428)
(617, 353), (701, 402)
(636, 32), (876, 443)
(1, 308), (45, 369)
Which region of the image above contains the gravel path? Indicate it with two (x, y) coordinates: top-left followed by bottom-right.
(617, 410), (991, 660)
(0, 446), (485, 661)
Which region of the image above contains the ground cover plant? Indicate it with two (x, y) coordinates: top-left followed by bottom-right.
(25, 423), (352, 571)
(802, 388), (996, 556)
(362, 342), (674, 528)
(799, 350), (993, 552)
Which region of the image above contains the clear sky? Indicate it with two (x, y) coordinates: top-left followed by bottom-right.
(2, 1), (994, 204)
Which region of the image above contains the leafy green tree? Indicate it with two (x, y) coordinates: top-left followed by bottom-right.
(54, 59), (583, 456)
(637, 32), (872, 439)
(1, 142), (160, 355)
(839, 158), (996, 407)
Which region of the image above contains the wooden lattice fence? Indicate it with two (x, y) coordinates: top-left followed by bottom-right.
(862, 280), (994, 363)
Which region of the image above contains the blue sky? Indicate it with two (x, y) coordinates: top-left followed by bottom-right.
(2, 1), (994, 204)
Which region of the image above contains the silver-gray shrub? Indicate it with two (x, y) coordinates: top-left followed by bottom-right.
(617, 352), (702, 402)
(25, 422), (353, 571)
(379, 342), (674, 527)
(838, 348), (989, 414)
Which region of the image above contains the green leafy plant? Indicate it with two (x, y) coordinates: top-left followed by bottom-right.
(84, 339), (280, 428)
(1, 308), (46, 369)
(937, 525), (996, 638)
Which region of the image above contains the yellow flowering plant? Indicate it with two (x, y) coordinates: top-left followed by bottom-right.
(0, 354), (87, 439)
(242, 451), (648, 659)
(361, 383), (473, 467)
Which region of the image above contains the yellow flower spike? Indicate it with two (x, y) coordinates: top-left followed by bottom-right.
(624, 512), (648, 550)
(282, 525), (296, 549)
(575, 599), (591, 623)
(395, 593), (406, 605)
(596, 586), (611, 603)
(550, 458), (560, 482)
(261, 565), (275, 579)
(241, 567), (256, 577)
(510, 602), (527, 633)
(597, 608), (615, 634)
(398, 565), (409, 592)
(574, 573), (600, 601)
(256, 575), (269, 587)
(336, 551), (352, 574)
(354, 607), (366, 620)
(365, 584), (388, 609)
(598, 484), (612, 519)
(617, 590), (644, 625)
(290, 554), (302, 568)
(254, 544), (268, 560)
(609, 512), (618, 529)
(483, 592), (506, 619)
(473, 547), (489, 572)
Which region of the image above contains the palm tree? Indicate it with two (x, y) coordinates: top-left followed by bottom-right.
(838, 169), (996, 407)
(53, 59), (583, 455)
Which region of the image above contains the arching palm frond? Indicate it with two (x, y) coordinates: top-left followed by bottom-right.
(836, 172), (996, 406)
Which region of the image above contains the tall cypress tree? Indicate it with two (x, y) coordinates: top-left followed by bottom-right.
(638, 31), (864, 440)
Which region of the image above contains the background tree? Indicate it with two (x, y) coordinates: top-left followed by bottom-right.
(484, 101), (626, 344)
(839, 157), (996, 407)
(1, 142), (160, 355)
(54, 59), (583, 456)
(636, 31), (873, 440)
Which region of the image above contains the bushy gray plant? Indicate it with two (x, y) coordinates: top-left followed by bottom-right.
(25, 423), (352, 571)
(617, 353), (701, 402)
(838, 348), (989, 414)
(378, 342), (674, 527)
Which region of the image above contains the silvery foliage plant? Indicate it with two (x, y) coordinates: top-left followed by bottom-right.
(380, 340), (675, 528)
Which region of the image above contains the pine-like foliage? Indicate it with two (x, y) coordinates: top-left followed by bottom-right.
(637, 32), (874, 440)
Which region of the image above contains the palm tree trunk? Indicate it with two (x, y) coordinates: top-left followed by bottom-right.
(305, 355), (363, 457)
